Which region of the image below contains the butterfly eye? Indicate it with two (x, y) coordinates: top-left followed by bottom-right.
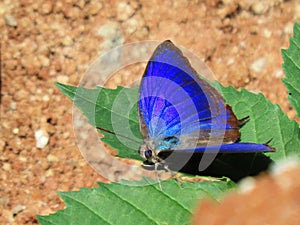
(144, 149), (152, 158)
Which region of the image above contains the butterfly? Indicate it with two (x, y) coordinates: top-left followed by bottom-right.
(137, 40), (275, 175)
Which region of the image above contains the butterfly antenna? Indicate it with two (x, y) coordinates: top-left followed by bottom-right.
(96, 127), (141, 144)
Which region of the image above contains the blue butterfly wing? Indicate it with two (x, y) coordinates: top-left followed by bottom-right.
(139, 41), (240, 145)
(138, 40), (274, 153)
(158, 143), (275, 155)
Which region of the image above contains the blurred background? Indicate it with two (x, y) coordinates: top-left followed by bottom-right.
(1, 0), (299, 224)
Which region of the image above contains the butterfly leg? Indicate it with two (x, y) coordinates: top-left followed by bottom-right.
(154, 162), (163, 191)
(161, 163), (183, 188)
(154, 161), (178, 190)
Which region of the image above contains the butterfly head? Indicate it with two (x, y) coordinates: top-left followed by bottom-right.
(138, 143), (159, 165)
(138, 136), (180, 165)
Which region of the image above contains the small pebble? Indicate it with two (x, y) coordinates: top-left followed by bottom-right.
(10, 101), (17, 110)
(47, 154), (59, 162)
(62, 36), (74, 46)
(56, 75), (69, 83)
(12, 128), (19, 134)
(124, 17), (139, 34)
(19, 156), (27, 162)
(2, 163), (11, 171)
(116, 2), (135, 21)
(5, 14), (17, 27)
(45, 168), (54, 177)
(35, 129), (49, 149)
(39, 55), (50, 67)
(42, 94), (50, 102)
(263, 29), (272, 38)
(227, 58), (235, 65)
(251, 1), (269, 15)
(12, 205), (26, 216)
(274, 69), (283, 78)
(284, 22), (294, 34)
(251, 57), (266, 73)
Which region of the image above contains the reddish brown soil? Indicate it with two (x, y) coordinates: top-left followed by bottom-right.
(1, 0), (299, 224)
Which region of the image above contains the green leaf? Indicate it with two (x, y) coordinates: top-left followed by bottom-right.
(282, 22), (300, 118)
(37, 178), (235, 225)
(55, 82), (142, 161)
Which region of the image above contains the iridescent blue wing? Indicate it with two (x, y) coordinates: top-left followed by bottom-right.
(138, 40), (275, 153)
(157, 142), (275, 156)
(138, 40), (240, 147)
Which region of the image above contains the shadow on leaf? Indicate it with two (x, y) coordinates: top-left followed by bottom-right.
(144, 152), (274, 182)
